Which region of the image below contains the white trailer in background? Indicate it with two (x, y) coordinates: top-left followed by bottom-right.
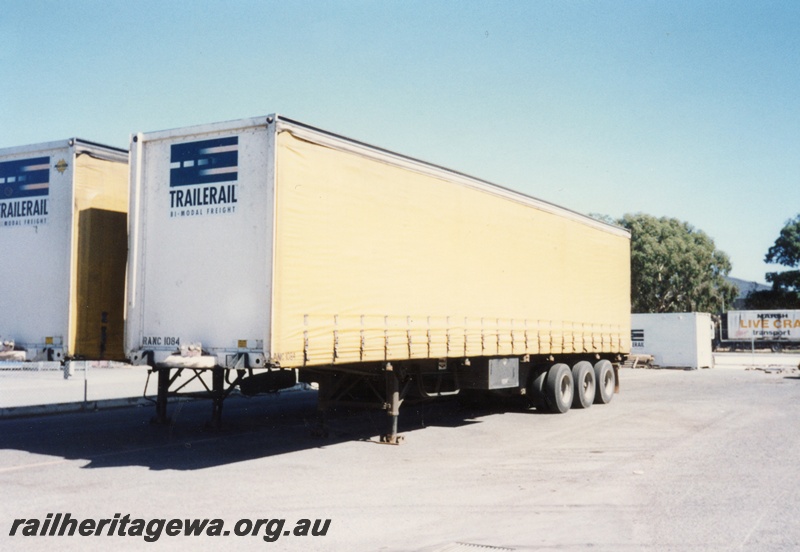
(126, 115), (631, 441)
(630, 313), (714, 369)
(722, 310), (800, 351)
(0, 139), (128, 368)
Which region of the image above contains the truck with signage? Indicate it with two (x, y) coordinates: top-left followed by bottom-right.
(126, 115), (631, 442)
(721, 310), (800, 351)
(0, 139), (128, 366)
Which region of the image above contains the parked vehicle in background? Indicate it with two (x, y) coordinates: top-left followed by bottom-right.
(0, 139), (128, 368)
(720, 310), (800, 352)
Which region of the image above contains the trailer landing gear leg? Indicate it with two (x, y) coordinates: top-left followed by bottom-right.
(313, 408), (330, 439)
(310, 375), (330, 438)
(208, 367), (224, 430)
(380, 364), (404, 445)
(151, 366), (170, 424)
(312, 398), (329, 439)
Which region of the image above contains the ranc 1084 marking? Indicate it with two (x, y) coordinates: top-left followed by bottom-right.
(142, 336), (181, 347)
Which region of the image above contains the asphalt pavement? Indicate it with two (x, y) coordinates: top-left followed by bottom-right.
(1, 360), (800, 551)
(0, 362), (155, 416)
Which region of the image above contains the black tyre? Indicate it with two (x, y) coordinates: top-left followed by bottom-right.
(593, 359), (615, 404)
(544, 363), (573, 413)
(571, 361), (595, 409)
(527, 369), (548, 410)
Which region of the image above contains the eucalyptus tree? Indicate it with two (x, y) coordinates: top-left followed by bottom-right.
(745, 214), (800, 309)
(618, 213), (738, 313)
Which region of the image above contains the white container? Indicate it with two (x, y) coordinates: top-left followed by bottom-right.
(630, 313), (714, 369)
(126, 115), (631, 369)
(0, 139), (128, 362)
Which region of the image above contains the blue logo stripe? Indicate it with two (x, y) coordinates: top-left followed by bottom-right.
(170, 137), (238, 187)
(0, 156), (50, 199)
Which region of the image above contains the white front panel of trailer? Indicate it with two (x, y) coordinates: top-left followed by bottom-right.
(127, 124), (273, 361)
(0, 147), (73, 353)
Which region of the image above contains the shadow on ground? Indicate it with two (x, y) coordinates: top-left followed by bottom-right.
(0, 390), (539, 471)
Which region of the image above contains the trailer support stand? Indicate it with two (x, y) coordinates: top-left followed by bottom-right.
(153, 366), (170, 424)
(381, 363), (403, 445)
(312, 374), (331, 438)
(210, 367), (224, 429)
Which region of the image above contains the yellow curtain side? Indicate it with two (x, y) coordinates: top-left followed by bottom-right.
(272, 132), (630, 367)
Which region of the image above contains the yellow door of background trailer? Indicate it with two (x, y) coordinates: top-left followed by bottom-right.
(74, 208), (127, 360)
(69, 152), (128, 360)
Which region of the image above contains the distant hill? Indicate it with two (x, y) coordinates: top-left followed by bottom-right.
(724, 276), (770, 309)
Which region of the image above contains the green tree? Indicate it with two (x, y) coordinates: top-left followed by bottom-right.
(745, 214), (800, 309)
(618, 213), (738, 313)
(743, 288), (800, 309)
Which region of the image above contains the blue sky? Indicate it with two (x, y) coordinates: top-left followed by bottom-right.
(2, 0), (798, 283)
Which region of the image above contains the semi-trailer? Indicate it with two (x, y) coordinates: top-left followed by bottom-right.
(0, 139), (128, 367)
(720, 309), (800, 351)
(126, 115), (631, 442)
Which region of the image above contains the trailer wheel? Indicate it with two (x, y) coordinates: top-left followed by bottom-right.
(593, 360), (615, 404)
(571, 361), (595, 409)
(527, 369), (548, 411)
(544, 363), (573, 413)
